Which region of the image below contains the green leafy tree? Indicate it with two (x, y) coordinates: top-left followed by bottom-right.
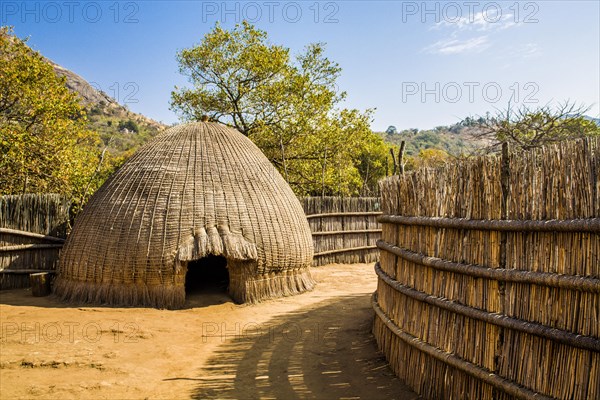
(415, 148), (450, 169)
(0, 27), (105, 205)
(171, 22), (388, 196)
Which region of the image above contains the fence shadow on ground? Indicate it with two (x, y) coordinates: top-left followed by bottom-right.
(186, 294), (421, 400)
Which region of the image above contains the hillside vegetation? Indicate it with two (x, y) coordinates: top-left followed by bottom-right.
(50, 60), (166, 158)
(378, 122), (490, 158)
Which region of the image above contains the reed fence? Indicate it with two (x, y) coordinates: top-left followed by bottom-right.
(301, 197), (381, 266)
(374, 138), (600, 400)
(0, 194), (70, 289)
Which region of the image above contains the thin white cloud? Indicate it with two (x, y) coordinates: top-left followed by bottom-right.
(425, 6), (523, 56)
(431, 12), (518, 32)
(494, 42), (542, 64)
(518, 43), (542, 58)
(424, 36), (490, 55)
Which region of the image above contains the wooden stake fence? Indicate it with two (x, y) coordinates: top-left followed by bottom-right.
(0, 194), (70, 289)
(301, 197), (381, 266)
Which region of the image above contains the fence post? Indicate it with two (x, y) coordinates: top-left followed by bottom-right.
(390, 148), (397, 175)
(494, 142), (511, 398)
(398, 141), (406, 175)
(30, 272), (52, 296)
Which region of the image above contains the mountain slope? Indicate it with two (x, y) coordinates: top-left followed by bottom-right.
(49, 60), (167, 157)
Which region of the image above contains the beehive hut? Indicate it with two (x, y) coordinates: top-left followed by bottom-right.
(54, 122), (315, 308)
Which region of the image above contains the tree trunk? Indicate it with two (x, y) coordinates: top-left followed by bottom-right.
(321, 149), (328, 198)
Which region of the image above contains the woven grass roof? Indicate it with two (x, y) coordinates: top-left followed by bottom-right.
(55, 122), (314, 308)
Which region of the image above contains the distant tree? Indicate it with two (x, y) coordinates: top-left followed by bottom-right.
(399, 128), (419, 136)
(386, 125), (398, 135)
(414, 148), (449, 169)
(0, 27), (105, 205)
(415, 131), (441, 148)
(473, 102), (600, 152)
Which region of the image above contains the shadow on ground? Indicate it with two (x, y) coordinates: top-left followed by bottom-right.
(0, 286), (235, 310)
(185, 294), (421, 400)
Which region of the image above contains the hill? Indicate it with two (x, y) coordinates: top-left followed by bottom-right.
(49, 60), (167, 158)
(378, 122), (491, 157)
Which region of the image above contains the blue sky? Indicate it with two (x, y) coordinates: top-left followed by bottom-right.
(3, 1), (599, 131)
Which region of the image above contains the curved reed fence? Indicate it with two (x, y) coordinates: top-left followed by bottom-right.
(301, 197), (381, 266)
(0, 194), (70, 289)
(373, 138), (600, 400)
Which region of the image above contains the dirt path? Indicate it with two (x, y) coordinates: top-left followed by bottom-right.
(1, 264), (419, 399)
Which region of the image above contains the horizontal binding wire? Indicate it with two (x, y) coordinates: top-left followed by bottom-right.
(0, 269), (56, 274)
(377, 240), (600, 293)
(371, 293), (553, 400)
(375, 263), (600, 352)
(306, 211), (382, 219)
(0, 244), (64, 252)
(378, 215), (600, 233)
(311, 229), (382, 236)
(313, 245), (378, 257)
(0, 228), (66, 243)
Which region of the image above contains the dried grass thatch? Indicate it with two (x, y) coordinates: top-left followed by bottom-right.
(374, 138), (600, 399)
(54, 122), (314, 308)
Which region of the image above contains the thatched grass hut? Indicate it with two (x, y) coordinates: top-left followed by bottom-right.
(54, 122), (315, 308)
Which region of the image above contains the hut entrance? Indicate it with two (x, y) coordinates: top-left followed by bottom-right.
(185, 255), (229, 294)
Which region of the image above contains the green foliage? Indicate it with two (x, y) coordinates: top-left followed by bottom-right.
(0, 27), (107, 206)
(171, 22), (388, 196)
(118, 119), (140, 133)
(84, 106), (163, 162)
(410, 148), (450, 169)
(380, 123), (484, 158)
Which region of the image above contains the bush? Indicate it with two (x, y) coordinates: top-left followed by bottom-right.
(118, 119), (139, 133)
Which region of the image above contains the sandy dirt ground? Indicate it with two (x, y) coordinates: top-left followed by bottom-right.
(0, 263), (420, 400)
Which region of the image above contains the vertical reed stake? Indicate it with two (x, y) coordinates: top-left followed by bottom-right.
(494, 141), (511, 398)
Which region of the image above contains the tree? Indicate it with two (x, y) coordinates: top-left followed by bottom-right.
(0, 27), (105, 205)
(409, 148), (450, 169)
(473, 102), (600, 152)
(386, 125), (398, 135)
(171, 22), (388, 196)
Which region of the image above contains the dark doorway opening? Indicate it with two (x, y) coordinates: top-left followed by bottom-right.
(185, 255), (229, 294)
